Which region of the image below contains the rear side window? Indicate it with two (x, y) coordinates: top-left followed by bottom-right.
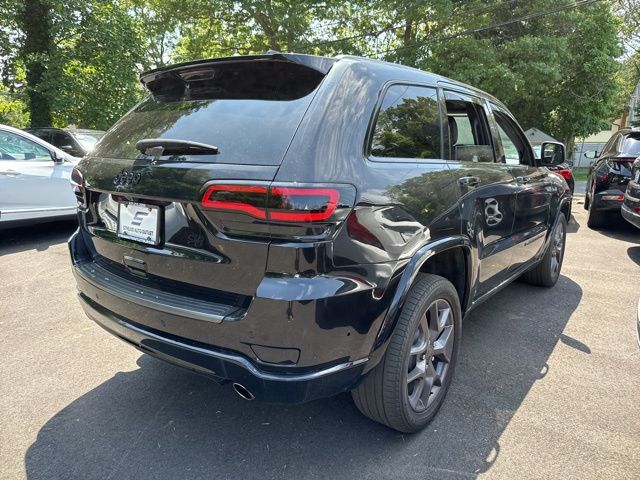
(622, 134), (640, 156)
(92, 61), (325, 165)
(369, 85), (441, 160)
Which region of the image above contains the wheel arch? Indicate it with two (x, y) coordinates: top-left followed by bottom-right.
(371, 236), (472, 359)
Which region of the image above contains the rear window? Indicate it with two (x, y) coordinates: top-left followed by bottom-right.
(92, 60), (324, 165)
(622, 134), (640, 157)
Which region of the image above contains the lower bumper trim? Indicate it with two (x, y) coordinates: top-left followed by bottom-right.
(79, 293), (368, 403)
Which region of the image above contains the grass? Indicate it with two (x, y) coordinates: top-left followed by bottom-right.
(571, 167), (589, 182)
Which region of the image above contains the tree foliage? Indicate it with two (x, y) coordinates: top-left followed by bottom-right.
(0, 0), (636, 152)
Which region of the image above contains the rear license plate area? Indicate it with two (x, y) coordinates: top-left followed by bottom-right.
(117, 202), (161, 245)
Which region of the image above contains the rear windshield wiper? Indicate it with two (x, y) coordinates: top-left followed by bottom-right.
(136, 138), (219, 158)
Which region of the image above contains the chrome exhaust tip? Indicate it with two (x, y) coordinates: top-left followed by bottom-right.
(232, 382), (255, 401)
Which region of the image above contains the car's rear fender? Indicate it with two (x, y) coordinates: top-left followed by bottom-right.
(365, 236), (472, 371)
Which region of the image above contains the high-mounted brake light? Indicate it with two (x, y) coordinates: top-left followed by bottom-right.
(201, 184), (341, 222)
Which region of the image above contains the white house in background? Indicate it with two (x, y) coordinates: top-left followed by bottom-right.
(573, 129), (618, 168)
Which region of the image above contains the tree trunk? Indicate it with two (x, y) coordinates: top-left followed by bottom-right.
(19, 0), (53, 127)
(564, 133), (576, 162)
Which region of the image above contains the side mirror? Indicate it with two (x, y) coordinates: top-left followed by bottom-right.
(51, 150), (66, 163)
(540, 141), (566, 166)
(59, 144), (75, 153)
(583, 150), (598, 159)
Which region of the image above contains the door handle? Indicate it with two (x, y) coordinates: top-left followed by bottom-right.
(458, 176), (481, 187)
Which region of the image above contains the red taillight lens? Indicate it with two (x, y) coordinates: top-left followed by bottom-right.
(201, 184), (342, 223)
(201, 185), (269, 219)
(554, 169), (572, 181)
(269, 187), (339, 222)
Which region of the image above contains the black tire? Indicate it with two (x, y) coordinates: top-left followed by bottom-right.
(352, 273), (461, 433)
(586, 187), (605, 228)
(522, 215), (566, 287)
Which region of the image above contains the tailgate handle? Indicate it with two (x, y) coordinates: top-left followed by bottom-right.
(123, 255), (147, 277)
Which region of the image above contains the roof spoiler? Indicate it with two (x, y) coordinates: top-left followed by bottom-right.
(140, 53), (337, 96)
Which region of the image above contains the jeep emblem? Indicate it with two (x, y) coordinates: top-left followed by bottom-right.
(113, 169), (142, 187)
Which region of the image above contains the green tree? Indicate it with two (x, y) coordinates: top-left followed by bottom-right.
(52, 2), (146, 129)
(16, 0), (54, 126)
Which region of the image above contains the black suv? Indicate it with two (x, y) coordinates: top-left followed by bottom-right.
(25, 127), (105, 157)
(68, 53), (571, 432)
(584, 128), (640, 228)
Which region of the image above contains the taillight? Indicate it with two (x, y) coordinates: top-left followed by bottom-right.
(201, 184), (343, 222)
(553, 169), (572, 182)
(201, 184), (269, 219)
(200, 183), (356, 241)
(269, 187), (339, 222)
(601, 194), (625, 201)
(70, 167), (86, 206)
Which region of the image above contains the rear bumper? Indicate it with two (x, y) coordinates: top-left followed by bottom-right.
(622, 182), (640, 229)
(593, 188), (627, 211)
(621, 204), (640, 229)
(78, 293), (367, 403)
(68, 228), (397, 403)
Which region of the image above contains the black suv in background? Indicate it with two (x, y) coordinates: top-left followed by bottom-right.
(25, 127), (105, 157)
(68, 53), (571, 432)
(622, 157), (640, 229)
(584, 128), (640, 228)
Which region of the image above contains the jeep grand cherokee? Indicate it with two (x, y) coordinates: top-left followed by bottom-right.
(68, 53), (571, 432)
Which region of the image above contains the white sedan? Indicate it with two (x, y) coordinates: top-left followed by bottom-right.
(0, 124), (79, 228)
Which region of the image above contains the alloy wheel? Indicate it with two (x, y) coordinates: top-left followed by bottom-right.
(550, 220), (565, 274)
(406, 298), (454, 412)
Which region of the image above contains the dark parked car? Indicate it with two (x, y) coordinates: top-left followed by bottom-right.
(584, 128), (640, 228)
(621, 157), (640, 229)
(68, 53), (571, 432)
(25, 127), (105, 157)
(531, 144), (575, 195)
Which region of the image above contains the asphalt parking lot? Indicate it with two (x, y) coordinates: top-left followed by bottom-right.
(1, 198), (639, 480)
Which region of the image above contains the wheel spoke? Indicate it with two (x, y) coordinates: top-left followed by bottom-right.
(408, 378), (426, 410)
(426, 358), (437, 381)
(432, 325), (454, 363)
(407, 361), (425, 385)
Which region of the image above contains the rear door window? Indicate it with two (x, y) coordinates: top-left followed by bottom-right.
(369, 84), (441, 160)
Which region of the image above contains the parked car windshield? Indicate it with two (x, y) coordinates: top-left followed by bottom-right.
(621, 134), (640, 156)
(73, 132), (104, 150)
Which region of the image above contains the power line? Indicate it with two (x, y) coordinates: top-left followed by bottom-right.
(365, 0), (607, 58)
(296, 0), (521, 51)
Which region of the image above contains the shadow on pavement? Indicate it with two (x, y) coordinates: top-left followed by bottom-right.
(591, 215), (639, 244)
(628, 246), (640, 267)
(0, 220), (77, 255)
(25, 277), (582, 480)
